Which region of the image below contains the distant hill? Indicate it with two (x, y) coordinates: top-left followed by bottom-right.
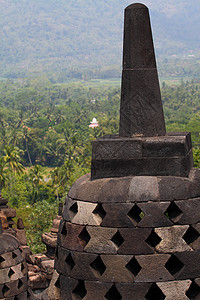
(1, 0), (200, 80)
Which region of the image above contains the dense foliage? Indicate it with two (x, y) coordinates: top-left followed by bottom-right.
(1, 77), (200, 252)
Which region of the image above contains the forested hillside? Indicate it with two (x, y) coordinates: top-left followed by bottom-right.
(1, 0), (200, 80)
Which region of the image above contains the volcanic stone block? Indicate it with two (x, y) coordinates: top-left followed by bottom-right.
(155, 225), (193, 253)
(175, 199), (200, 224)
(84, 281), (113, 300)
(91, 133), (193, 180)
(128, 176), (159, 202)
(158, 176), (190, 201)
(174, 252), (200, 280)
(55, 247), (72, 277)
(0, 234), (20, 255)
(116, 282), (151, 300)
(0, 263), (24, 284)
(138, 202), (172, 227)
(59, 276), (80, 300)
(72, 202), (103, 226)
(117, 228), (154, 255)
(70, 252), (100, 281)
(58, 221), (86, 251)
(100, 255), (135, 283)
(188, 168), (200, 198)
(0, 249), (24, 269)
(156, 280), (191, 300)
(63, 197), (78, 222)
(135, 254), (173, 282)
(84, 227), (117, 254)
(100, 203), (137, 227)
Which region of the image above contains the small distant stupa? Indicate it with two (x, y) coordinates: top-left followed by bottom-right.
(89, 117), (99, 128)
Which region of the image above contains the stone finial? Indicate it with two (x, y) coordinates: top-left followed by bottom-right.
(17, 218), (24, 229)
(119, 3), (166, 137)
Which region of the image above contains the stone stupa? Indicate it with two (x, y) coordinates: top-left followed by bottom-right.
(55, 3), (200, 299)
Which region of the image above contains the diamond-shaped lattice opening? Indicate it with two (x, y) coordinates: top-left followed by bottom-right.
(92, 203), (106, 220)
(21, 263), (26, 274)
(72, 280), (87, 299)
(125, 257), (142, 277)
(105, 284), (122, 300)
(90, 256), (106, 276)
(0, 255), (5, 264)
(2, 285), (10, 296)
(183, 226), (200, 245)
(8, 268), (15, 278)
(65, 253), (75, 272)
(165, 254), (184, 275)
(127, 204), (144, 224)
(145, 283), (166, 300)
(186, 281), (200, 299)
(111, 231), (124, 248)
(18, 279), (23, 290)
(19, 248), (23, 253)
(145, 229), (162, 248)
(55, 246), (58, 258)
(61, 222), (67, 236)
(55, 276), (60, 288)
(78, 227), (91, 247)
(164, 202), (182, 222)
(12, 251), (18, 259)
(14, 296), (18, 300)
(69, 202), (78, 216)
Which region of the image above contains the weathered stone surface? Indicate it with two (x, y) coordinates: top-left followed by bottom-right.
(40, 260), (54, 275)
(51, 216), (62, 233)
(55, 247), (71, 277)
(100, 255), (134, 282)
(155, 225), (193, 253)
(100, 203), (136, 227)
(128, 176), (159, 201)
(116, 282), (152, 300)
(0, 233), (20, 255)
(70, 252), (99, 281)
(42, 270), (60, 300)
(175, 199), (200, 224)
(84, 281), (112, 300)
(188, 168), (200, 198)
(0, 263), (24, 284)
(157, 280), (191, 300)
(117, 228), (154, 255)
(119, 3), (165, 137)
(138, 202), (172, 227)
(158, 176), (190, 200)
(62, 197), (77, 222)
(0, 276), (28, 298)
(91, 154), (192, 179)
(1, 207), (16, 219)
(67, 169), (200, 203)
(0, 249), (23, 269)
(59, 276), (78, 300)
(17, 218), (24, 230)
(72, 202), (103, 226)
(15, 229), (27, 246)
(84, 227), (117, 254)
(174, 252), (200, 280)
(42, 232), (57, 249)
(58, 222), (86, 251)
(135, 254), (173, 282)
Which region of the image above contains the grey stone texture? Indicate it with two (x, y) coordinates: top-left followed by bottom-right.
(119, 3), (166, 137)
(91, 133), (193, 180)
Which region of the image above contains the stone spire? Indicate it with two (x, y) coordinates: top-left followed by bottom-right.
(119, 3), (166, 137)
